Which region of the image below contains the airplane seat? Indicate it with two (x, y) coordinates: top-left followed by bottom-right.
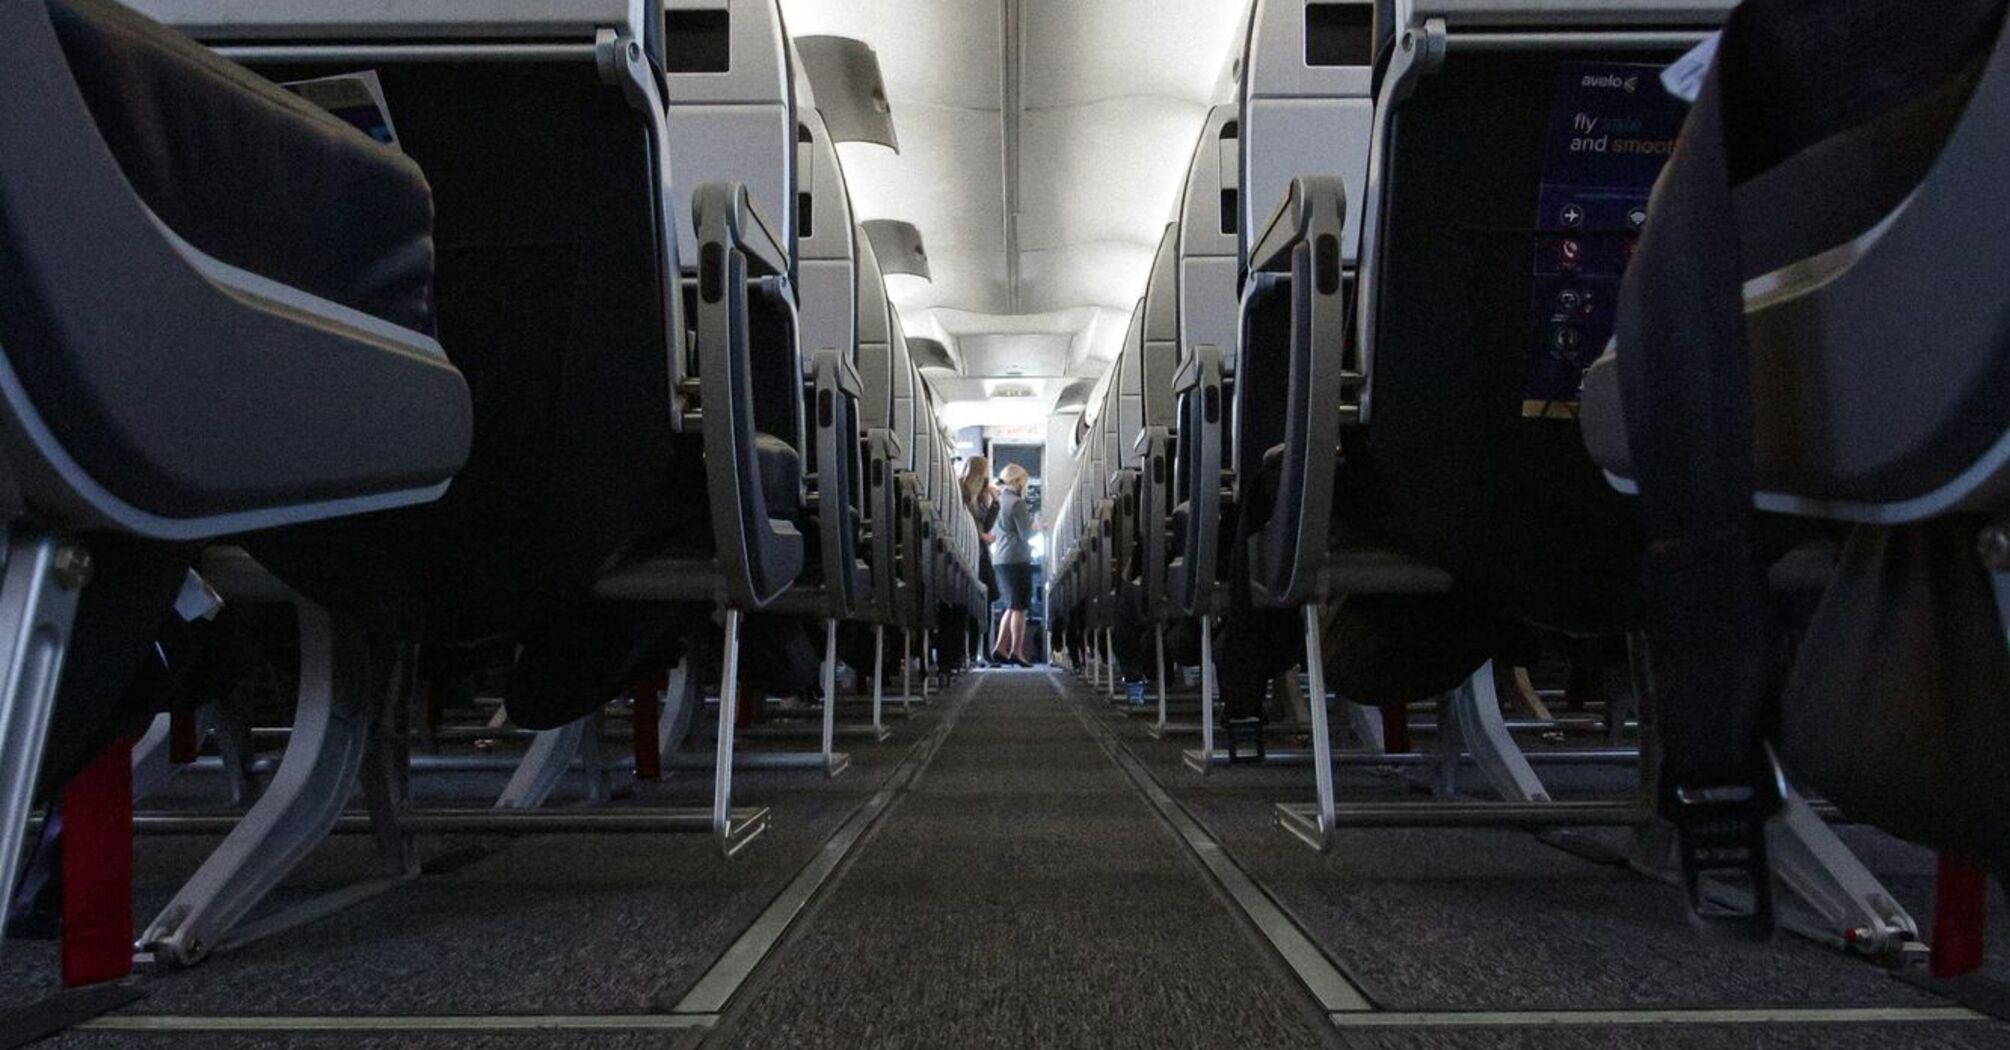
(1579, 0), (2010, 908)
(46, 0), (435, 337)
(221, 54), (696, 643)
(0, 0), (469, 937)
(1582, 4), (2010, 510)
(1349, 47), (1677, 635)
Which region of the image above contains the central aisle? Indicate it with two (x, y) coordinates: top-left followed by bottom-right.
(710, 671), (1336, 1049)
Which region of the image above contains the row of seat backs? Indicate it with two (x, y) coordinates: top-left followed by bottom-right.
(106, 0), (730, 625)
(1328, 2), (1735, 626)
(0, 0), (477, 540)
(887, 322), (981, 610)
(1054, 0), (1736, 618)
(114, 0), (912, 620)
(1046, 298), (1141, 623)
(677, 5), (984, 615)
(1047, 179), (1189, 607)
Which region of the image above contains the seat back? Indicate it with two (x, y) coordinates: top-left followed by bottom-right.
(1351, 0), (1727, 625)
(1141, 225), (1182, 430)
(1585, 7), (2010, 523)
(664, 0), (796, 271)
(1182, 104), (1242, 374)
(1114, 300), (1147, 474)
(1, 0), (470, 540)
(1135, 224), (1181, 614)
(891, 316), (918, 473)
(856, 229), (895, 431)
(1241, 0), (1376, 267)
(795, 108), (856, 375)
(1171, 104), (1240, 615)
(663, 0), (809, 609)
(131, 0), (723, 622)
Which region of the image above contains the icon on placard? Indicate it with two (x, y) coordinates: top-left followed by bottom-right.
(1551, 326), (1583, 355)
(1557, 288), (1583, 313)
(1557, 239), (1584, 266)
(1561, 204), (1586, 228)
(1628, 205), (1649, 229)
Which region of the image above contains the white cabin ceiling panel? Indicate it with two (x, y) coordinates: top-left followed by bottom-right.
(1017, 241), (1158, 315)
(1022, 0), (1250, 109)
(778, 0), (999, 112)
(1018, 96), (1205, 251)
(777, 0), (1251, 421)
(834, 109), (1000, 252)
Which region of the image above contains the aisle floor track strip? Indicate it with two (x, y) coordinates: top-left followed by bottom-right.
(1063, 671), (2000, 1036)
(1066, 672), (1377, 1016)
(75, 677), (975, 1039)
(669, 678), (970, 1018)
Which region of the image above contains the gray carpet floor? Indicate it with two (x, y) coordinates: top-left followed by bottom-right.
(1088, 671), (2010, 1047)
(705, 669), (1340, 1050)
(13, 667), (2010, 1049)
(5, 698), (936, 1040)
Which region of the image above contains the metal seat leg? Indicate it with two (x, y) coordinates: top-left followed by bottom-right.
(1277, 605), (1336, 850)
(870, 625), (887, 738)
(359, 647), (416, 879)
(1187, 618), (1218, 775)
(0, 533), (87, 962)
(130, 712), (180, 803)
(1106, 628), (1118, 699)
(139, 602), (386, 966)
(1442, 660), (1549, 803)
(496, 717), (594, 810)
(711, 608), (766, 857)
(658, 658), (698, 767)
(901, 629), (913, 713)
(819, 619), (850, 777)
(1770, 776), (1923, 964)
(1343, 698), (1385, 754)
(1152, 624), (1169, 732)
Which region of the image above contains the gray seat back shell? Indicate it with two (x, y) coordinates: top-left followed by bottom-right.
(0, 0), (469, 540)
(1584, 17), (2010, 524)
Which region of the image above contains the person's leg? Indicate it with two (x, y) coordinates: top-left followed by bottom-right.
(990, 609), (1008, 661)
(1009, 567), (1031, 660)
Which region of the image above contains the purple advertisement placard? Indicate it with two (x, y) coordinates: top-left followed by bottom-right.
(1524, 63), (1687, 416)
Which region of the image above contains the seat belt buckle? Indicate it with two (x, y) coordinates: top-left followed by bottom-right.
(1665, 774), (1781, 939)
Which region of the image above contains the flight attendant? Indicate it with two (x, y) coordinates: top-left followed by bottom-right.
(989, 464), (1042, 667)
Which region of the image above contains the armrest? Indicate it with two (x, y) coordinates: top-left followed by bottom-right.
(1134, 426), (1171, 615)
(863, 427), (900, 617)
(1173, 344), (1224, 616)
(693, 181), (804, 608)
(811, 347), (864, 617)
(0, 0), (469, 539)
(1240, 175), (1351, 606)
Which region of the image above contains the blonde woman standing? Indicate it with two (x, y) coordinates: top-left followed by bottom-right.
(960, 456), (1001, 662)
(989, 463), (1042, 666)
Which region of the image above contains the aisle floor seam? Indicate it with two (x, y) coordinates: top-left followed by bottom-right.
(689, 673), (980, 1044)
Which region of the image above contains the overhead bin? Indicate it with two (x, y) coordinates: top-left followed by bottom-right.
(794, 35), (899, 151)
